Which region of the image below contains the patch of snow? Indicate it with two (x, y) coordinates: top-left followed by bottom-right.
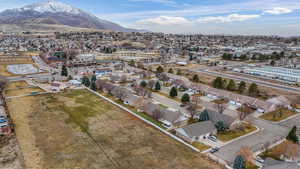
(20, 0), (81, 14)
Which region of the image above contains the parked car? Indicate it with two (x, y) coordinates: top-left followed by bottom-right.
(0, 118), (7, 123)
(255, 156), (264, 164)
(209, 147), (220, 153)
(208, 135), (217, 142)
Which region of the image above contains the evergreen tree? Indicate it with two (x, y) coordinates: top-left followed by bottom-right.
(248, 83), (259, 97)
(181, 93), (190, 103)
(140, 81), (147, 88)
(238, 81), (246, 94)
(91, 74), (97, 82)
(215, 121), (227, 132)
(156, 66), (164, 74)
(227, 79), (236, 91)
(213, 77), (224, 89)
(168, 68), (174, 74)
(169, 87), (178, 97)
(192, 74), (199, 83)
(129, 60), (135, 67)
(90, 81), (97, 91)
(286, 126), (299, 143)
(177, 69), (182, 75)
(199, 110), (210, 121)
(155, 82), (161, 91)
(61, 64), (68, 77)
(233, 155), (246, 169)
(81, 76), (90, 87)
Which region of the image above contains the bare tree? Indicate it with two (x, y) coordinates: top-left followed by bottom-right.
(153, 109), (163, 120)
(238, 146), (254, 165)
(148, 80), (155, 90)
(187, 103), (197, 119)
(0, 77), (7, 92)
(215, 103), (226, 114)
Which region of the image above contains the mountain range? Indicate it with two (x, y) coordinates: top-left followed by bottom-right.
(0, 0), (143, 32)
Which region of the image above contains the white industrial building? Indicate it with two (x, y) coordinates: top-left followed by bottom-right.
(244, 66), (300, 83)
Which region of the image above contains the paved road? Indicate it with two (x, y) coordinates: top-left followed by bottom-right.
(214, 118), (289, 164)
(194, 69), (300, 94)
(279, 114), (300, 137)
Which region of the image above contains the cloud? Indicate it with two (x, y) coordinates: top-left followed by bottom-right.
(264, 7), (293, 15)
(197, 14), (261, 23)
(136, 16), (191, 26)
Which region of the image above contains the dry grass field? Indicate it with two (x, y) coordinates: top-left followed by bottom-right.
(5, 81), (45, 97)
(7, 89), (224, 169)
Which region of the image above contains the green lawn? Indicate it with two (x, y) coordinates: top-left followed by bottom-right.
(217, 123), (257, 142)
(260, 108), (298, 122)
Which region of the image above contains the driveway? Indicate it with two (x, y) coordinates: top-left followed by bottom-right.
(213, 118), (289, 164)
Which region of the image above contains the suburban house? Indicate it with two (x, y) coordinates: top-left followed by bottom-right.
(95, 68), (112, 76)
(159, 108), (188, 128)
(197, 109), (236, 128)
(175, 121), (216, 143)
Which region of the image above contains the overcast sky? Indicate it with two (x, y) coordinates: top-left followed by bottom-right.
(1, 0), (300, 36)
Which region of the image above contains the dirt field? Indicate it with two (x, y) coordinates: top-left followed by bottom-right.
(7, 89), (223, 169)
(5, 81), (45, 97)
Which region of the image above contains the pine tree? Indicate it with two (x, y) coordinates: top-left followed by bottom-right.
(227, 79), (236, 91)
(199, 110), (210, 121)
(213, 77), (224, 89)
(61, 64), (68, 77)
(181, 93), (190, 103)
(233, 155), (246, 169)
(81, 76), (90, 87)
(169, 87), (178, 97)
(248, 83), (259, 97)
(91, 74), (97, 82)
(168, 68), (174, 74)
(156, 66), (164, 74)
(192, 74), (199, 83)
(215, 121), (227, 132)
(286, 126), (299, 143)
(238, 81), (246, 94)
(140, 81), (147, 88)
(155, 82), (161, 91)
(90, 81), (97, 91)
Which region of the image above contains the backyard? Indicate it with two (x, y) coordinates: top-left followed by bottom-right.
(7, 89), (223, 169)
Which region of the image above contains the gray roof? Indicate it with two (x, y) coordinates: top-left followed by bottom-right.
(182, 121), (216, 137)
(161, 109), (182, 123)
(263, 158), (300, 169)
(206, 109), (235, 127)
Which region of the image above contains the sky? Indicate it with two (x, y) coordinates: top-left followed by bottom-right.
(1, 0), (300, 36)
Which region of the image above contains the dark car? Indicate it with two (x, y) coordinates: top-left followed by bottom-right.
(209, 147), (220, 153)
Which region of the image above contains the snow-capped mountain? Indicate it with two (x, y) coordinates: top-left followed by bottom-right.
(20, 0), (82, 14)
(0, 0), (140, 32)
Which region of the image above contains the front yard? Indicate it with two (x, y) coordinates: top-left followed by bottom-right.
(260, 108), (298, 122)
(217, 123), (257, 142)
(192, 142), (211, 152)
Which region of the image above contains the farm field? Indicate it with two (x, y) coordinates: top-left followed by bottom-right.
(7, 89), (223, 169)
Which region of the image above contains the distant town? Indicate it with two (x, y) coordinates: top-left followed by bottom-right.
(0, 30), (300, 169)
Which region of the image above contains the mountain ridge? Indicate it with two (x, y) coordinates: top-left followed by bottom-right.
(0, 0), (144, 32)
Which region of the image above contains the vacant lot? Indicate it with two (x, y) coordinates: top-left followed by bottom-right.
(5, 81), (45, 97)
(7, 89), (223, 169)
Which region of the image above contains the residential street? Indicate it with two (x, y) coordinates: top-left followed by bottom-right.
(214, 118), (289, 164)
